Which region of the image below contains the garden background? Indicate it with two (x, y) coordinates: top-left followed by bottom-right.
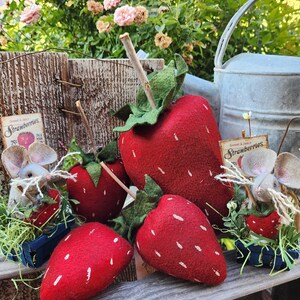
(0, 0), (299, 80)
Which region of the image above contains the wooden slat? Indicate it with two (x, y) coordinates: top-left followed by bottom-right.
(68, 59), (164, 151)
(94, 251), (300, 300)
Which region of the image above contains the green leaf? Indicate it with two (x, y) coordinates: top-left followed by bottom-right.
(97, 139), (118, 163)
(85, 162), (102, 187)
(113, 55), (188, 132)
(69, 199), (81, 205)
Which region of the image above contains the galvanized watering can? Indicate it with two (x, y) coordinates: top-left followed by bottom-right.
(184, 0), (300, 153)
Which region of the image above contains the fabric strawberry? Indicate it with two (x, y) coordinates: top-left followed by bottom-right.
(246, 210), (280, 239)
(26, 189), (60, 227)
(113, 56), (232, 226)
(66, 140), (129, 223)
(40, 222), (133, 300)
(113, 175), (227, 286)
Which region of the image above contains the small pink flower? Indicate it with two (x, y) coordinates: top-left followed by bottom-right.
(87, 0), (103, 15)
(114, 5), (136, 27)
(20, 4), (41, 25)
(103, 0), (120, 11)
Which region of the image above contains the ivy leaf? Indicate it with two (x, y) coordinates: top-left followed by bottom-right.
(113, 55), (188, 132)
(85, 162), (102, 187)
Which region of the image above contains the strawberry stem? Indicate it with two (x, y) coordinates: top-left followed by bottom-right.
(75, 100), (97, 155)
(120, 33), (156, 110)
(100, 162), (136, 199)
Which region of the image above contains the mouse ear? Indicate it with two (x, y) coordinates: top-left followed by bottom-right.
(241, 148), (277, 177)
(274, 152), (300, 189)
(1, 145), (28, 178)
(28, 142), (58, 166)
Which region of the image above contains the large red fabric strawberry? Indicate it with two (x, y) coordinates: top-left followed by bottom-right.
(40, 222), (133, 300)
(25, 189), (61, 227)
(113, 56), (232, 227)
(246, 210), (280, 239)
(136, 194), (227, 285)
(113, 176), (227, 286)
(66, 140), (129, 223)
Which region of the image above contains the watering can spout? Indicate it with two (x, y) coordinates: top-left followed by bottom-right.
(183, 73), (220, 122)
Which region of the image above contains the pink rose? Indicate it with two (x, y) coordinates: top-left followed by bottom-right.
(103, 0), (120, 11)
(20, 4), (41, 25)
(113, 5), (136, 26)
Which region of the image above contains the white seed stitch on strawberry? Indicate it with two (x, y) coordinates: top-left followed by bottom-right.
(64, 234), (71, 241)
(215, 251), (220, 256)
(176, 241), (183, 249)
(92, 213), (96, 217)
(209, 170), (213, 177)
(54, 275), (62, 286)
(272, 220), (275, 223)
(195, 245), (202, 252)
(83, 188), (86, 194)
(89, 229), (96, 235)
(167, 197), (173, 200)
(200, 225), (207, 231)
(110, 258), (114, 265)
(113, 238), (119, 243)
(103, 190), (107, 196)
(155, 250), (161, 257)
(205, 209), (209, 216)
(179, 262), (187, 269)
(151, 229), (156, 236)
(136, 241), (140, 250)
(194, 278), (201, 283)
(260, 228), (264, 232)
(173, 214), (184, 221)
(206, 126), (210, 134)
(44, 211), (47, 214)
(158, 167), (166, 175)
(188, 170), (193, 177)
(132, 149), (136, 158)
(127, 250), (132, 255)
(174, 133), (179, 141)
(44, 268), (50, 279)
(203, 103), (209, 110)
(86, 267), (91, 282)
(121, 137), (125, 145)
(64, 254), (70, 260)
(252, 220), (256, 224)
(213, 269), (221, 277)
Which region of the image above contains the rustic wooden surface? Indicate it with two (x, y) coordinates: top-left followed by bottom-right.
(94, 251), (300, 300)
(2, 251), (300, 299)
(68, 59), (164, 151)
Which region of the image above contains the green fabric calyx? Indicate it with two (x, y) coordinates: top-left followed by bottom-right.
(113, 54), (188, 132)
(111, 175), (163, 244)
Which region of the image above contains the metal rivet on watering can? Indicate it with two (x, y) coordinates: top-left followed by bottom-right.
(186, 0), (300, 154)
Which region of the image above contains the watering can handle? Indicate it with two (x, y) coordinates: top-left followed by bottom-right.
(214, 0), (259, 69)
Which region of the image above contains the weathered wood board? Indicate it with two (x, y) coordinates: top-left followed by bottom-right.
(0, 53), (164, 186)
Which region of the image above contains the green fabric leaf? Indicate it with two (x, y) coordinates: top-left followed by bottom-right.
(62, 137), (83, 170)
(113, 55), (188, 132)
(97, 139), (118, 163)
(111, 175), (163, 243)
(85, 162), (102, 187)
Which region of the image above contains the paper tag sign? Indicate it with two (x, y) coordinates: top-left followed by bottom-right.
(219, 135), (269, 171)
(1, 113), (45, 149)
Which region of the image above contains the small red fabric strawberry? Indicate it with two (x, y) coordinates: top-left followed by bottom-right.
(246, 210), (280, 239)
(117, 95), (232, 226)
(66, 140), (129, 223)
(135, 194), (227, 285)
(26, 189), (60, 227)
(67, 161), (129, 223)
(40, 222), (133, 300)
